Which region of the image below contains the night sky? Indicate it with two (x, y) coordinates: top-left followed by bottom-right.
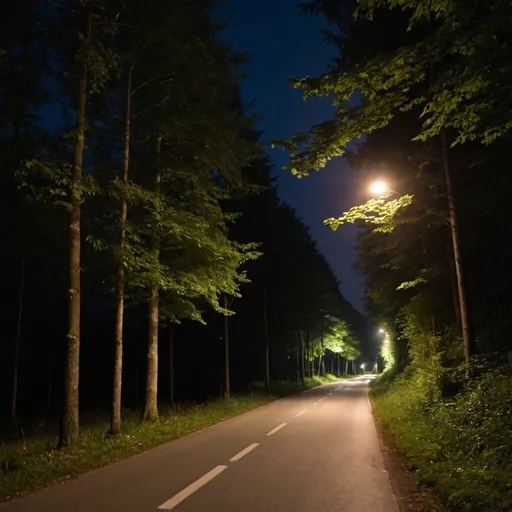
(221, 1), (365, 312)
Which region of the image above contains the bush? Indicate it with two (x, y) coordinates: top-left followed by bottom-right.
(371, 364), (512, 511)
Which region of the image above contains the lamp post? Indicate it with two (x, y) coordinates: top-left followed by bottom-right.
(369, 180), (474, 364)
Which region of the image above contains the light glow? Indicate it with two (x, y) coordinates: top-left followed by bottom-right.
(369, 180), (388, 196)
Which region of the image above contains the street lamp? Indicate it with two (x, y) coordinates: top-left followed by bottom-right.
(367, 178), (474, 364)
(369, 180), (389, 196)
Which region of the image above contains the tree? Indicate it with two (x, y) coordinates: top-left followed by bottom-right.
(104, 0), (261, 421)
(42, 0), (117, 446)
(0, 0), (52, 425)
(278, 0), (510, 363)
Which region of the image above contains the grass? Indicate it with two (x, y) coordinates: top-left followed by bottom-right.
(0, 375), (339, 500)
(370, 367), (512, 512)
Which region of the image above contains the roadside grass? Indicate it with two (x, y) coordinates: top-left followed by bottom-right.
(370, 367), (512, 512)
(0, 375), (340, 500)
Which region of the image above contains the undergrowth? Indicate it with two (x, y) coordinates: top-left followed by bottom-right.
(0, 375), (339, 499)
(371, 363), (512, 512)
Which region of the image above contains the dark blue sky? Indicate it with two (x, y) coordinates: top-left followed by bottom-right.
(221, 1), (365, 312)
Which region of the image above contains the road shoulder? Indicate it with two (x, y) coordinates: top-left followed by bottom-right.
(372, 414), (445, 512)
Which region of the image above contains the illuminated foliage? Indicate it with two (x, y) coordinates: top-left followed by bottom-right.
(324, 194), (414, 233)
(282, 0), (512, 177)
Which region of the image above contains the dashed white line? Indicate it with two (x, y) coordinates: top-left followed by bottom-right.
(266, 423), (287, 436)
(158, 465), (227, 510)
(328, 392), (332, 395)
(229, 443), (259, 462)
(313, 402), (318, 406)
(295, 410), (306, 417)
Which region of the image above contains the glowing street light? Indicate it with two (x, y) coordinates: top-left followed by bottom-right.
(364, 175), (473, 365)
(369, 180), (388, 196)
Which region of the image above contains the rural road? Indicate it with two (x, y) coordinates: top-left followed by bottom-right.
(3, 376), (399, 512)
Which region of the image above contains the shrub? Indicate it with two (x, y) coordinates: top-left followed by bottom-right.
(371, 363), (512, 511)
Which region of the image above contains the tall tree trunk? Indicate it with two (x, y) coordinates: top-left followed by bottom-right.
(441, 131), (476, 363)
(330, 355), (334, 375)
(169, 323), (175, 404)
(299, 331), (305, 385)
(296, 335), (300, 382)
(110, 62), (133, 435)
(142, 136), (162, 422)
(319, 332), (324, 377)
(446, 238), (461, 327)
(263, 288), (270, 393)
(223, 294), (231, 400)
(58, 11), (93, 448)
(11, 256), (25, 423)
(345, 358), (348, 375)
(306, 330), (313, 377)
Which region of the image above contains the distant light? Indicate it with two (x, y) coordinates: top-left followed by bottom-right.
(360, 363), (366, 369)
(379, 328), (385, 334)
(369, 181), (388, 196)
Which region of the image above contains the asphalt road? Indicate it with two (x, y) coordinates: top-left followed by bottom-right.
(2, 376), (399, 512)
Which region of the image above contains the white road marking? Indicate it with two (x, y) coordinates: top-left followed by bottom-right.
(328, 392), (332, 395)
(158, 465), (227, 510)
(295, 410), (306, 417)
(229, 443), (259, 462)
(266, 422), (287, 436)
(313, 402), (318, 406)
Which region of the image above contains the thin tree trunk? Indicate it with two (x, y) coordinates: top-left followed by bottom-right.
(169, 323), (175, 404)
(306, 330), (313, 377)
(320, 332), (324, 377)
(441, 131), (475, 363)
(330, 355), (334, 375)
(11, 256), (25, 423)
(224, 294), (231, 400)
(299, 331), (305, 385)
(58, 11), (93, 448)
(264, 288), (270, 393)
(345, 358), (348, 375)
(446, 238), (461, 327)
(296, 335), (300, 382)
(142, 136), (162, 422)
(110, 62), (133, 435)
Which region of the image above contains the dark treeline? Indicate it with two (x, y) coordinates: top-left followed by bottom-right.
(0, 0), (372, 446)
(289, 1), (512, 510)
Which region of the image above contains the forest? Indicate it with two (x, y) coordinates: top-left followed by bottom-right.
(286, 1), (512, 511)
(0, 0), (374, 498)
(4, 0), (511, 510)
